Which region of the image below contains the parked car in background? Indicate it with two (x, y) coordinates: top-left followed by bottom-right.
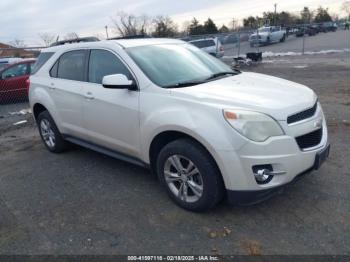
(223, 33), (239, 44)
(0, 59), (36, 103)
(295, 25), (318, 37)
(249, 26), (287, 47)
(29, 38), (329, 212)
(322, 22), (338, 32)
(189, 37), (224, 58)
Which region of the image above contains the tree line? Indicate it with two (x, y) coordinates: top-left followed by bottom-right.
(8, 2), (350, 47)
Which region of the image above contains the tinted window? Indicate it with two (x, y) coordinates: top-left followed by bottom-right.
(50, 60), (59, 78)
(31, 52), (54, 75)
(190, 40), (215, 48)
(88, 50), (131, 84)
(57, 50), (86, 81)
(2, 64), (28, 78)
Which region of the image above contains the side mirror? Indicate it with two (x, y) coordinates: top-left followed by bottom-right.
(102, 74), (136, 90)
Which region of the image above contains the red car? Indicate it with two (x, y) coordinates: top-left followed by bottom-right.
(0, 59), (36, 103)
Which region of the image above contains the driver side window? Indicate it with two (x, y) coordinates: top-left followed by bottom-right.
(88, 50), (132, 84)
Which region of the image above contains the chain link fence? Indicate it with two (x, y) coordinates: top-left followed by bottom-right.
(0, 47), (42, 134)
(181, 22), (349, 63)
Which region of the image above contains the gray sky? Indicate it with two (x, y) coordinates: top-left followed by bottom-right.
(0, 0), (346, 45)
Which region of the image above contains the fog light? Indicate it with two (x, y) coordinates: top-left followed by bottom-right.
(252, 165), (274, 184)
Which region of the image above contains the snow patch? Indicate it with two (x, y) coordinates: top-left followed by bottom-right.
(293, 65), (308, 69)
(262, 49), (350, 57)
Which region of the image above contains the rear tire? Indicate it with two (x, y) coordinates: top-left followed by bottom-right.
(37, 110), (68, 153)
(156, 139), (225, 212)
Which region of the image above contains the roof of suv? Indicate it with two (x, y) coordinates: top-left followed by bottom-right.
(44, 38), (185, 53)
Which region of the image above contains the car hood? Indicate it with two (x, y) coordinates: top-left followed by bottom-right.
(170, 72), (317, 121)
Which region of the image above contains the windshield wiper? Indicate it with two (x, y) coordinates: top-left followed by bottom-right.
(205, 70), (240, 81)
(163, 81), (205, 89)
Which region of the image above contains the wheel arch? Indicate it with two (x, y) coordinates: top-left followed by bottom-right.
(33, 103), (48, 120)
(148, 130), (224, 182)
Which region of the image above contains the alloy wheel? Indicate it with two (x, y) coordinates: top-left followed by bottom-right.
(40, 119), (56, 148)
(163, 155), (204, 203)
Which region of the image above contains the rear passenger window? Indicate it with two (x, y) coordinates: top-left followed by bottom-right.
(57, 50), (86, 81)
(50, 60), (58, 78)
(88, 50), (132, 84)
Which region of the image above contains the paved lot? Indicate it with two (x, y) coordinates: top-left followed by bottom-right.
(0, 53), (349, 255)
(224, 29), (350, 57)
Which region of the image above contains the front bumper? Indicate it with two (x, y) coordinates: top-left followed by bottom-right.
(212, 104), (329, 199)
(226, 144), (330, 205)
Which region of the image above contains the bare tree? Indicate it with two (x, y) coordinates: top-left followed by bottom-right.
(181, 21), (191, 35)
(342, 1), (350, 19)
(111, 12), (150, 37)
(10, 38), (26, 48)
(152, 16), (178, 37)
(39, 33), (56, 47)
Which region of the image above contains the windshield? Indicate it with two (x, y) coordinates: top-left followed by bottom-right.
(126, 43), (234, 88)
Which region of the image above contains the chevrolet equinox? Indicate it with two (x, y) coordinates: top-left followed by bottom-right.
(29, 39), (330, 212)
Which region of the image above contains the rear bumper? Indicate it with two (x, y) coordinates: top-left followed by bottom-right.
(226, 144), (330, 205)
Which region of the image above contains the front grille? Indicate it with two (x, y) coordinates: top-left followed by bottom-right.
(295, 128), (323, 150)
(287, 102), (317, 124)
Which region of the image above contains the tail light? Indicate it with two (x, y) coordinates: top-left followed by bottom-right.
(220, 46), (224, 52)
(25, 78), (30, 93)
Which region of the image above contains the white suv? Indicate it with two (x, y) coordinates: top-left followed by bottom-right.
(29, 38), (330, 212)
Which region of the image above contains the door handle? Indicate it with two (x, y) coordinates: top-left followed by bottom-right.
(84, 92), (95, 100)
(49, 83), (56, 90)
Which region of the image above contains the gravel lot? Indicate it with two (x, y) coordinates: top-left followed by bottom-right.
(0, 53), (349, 255)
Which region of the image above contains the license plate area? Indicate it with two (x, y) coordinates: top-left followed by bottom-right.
(314, 144), (330, 170)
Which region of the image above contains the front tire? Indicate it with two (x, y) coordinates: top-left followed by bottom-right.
(156, 139), (225, 212)
(37, 110), (68, 153)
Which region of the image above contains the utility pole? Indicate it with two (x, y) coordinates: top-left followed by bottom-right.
(274, 3), (277, 26)
(105, 25), (109, 39)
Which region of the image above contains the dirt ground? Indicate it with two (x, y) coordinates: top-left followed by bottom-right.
(0, 53), (349, 255)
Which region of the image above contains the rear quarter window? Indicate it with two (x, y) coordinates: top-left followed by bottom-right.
(31, 52), (54, 75)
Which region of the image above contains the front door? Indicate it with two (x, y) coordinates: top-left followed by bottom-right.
(82, 49), (140, 157)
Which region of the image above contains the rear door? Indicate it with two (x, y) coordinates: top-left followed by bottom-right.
(81, 49), (140, 157)
(49, 50), (88, 137)
(0, 63), (29, 103)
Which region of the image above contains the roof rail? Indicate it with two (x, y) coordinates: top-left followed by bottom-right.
(108, 35), (152, 40)
(50, 37), (100, 47)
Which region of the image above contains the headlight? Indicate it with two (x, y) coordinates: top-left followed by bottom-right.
(223, 109), (284, 142)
